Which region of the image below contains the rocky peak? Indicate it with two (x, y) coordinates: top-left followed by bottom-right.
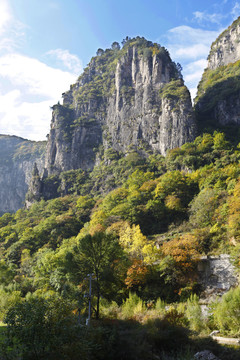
(208, 16), (240, 70)
(44, 37), (196, 179)
(195, 17), (240, 127)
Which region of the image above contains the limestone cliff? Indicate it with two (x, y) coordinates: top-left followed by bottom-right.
(44, 38), (196, 176)
(195, 17), (240, 126)
(208, 17), (240, 70)
(0, 135), (46, 213)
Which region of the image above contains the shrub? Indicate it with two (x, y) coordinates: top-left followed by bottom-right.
(155, 297), (166, 312)
(121, 292), (146, 319)
(4, 295), (77, 359)
(185, 294), (204, 332)
(213, 286), (240, 335)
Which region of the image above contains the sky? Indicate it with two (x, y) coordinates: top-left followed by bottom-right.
(0, 0), (239, 141)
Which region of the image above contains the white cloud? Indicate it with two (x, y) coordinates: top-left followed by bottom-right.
(184, 59), (207, 80)
(0, 0), (26, 52)
(46, 48), (82, 74)
(167, 26), (220, 48)
(231, 2), (240, 18)
(183, 59), (207, 99)
(193, 2), (240, 27)
(161, 26), (221, 101)
(0, 0), (11, 35)
(193, 11), (223, 24)
(0, 1), (82, 141)
(0, 95), (53, 140)
(0, 53), (77, 140)
(0, 53), (76, 97)
(174, 44), (210, 59)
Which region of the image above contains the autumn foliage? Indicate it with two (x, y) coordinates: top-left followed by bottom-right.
(161, 234), (200, 271)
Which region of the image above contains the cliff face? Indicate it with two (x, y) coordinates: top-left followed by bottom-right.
(197, 255), (238, 301)
(0, 135), (46, 214)
(195, 17), (240, 126)
(45, 38), (196, 176)
(208, 17), (240, 70)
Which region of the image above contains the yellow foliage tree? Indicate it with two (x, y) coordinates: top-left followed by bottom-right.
(119, 223), (159, 265)
(161, 234), (200, 271)
(160, 234), (200, 291)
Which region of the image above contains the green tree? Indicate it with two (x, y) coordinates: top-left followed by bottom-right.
(111, 41), (120, 50)
(4, 295), (76, 359)
(73, 231), (124, 318)
(189, 188), (218, 228)
(213, 286), (240, 335)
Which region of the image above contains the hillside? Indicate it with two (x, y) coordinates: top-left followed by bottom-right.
(1, 131), (240, 359)
(2, 27), (240, 359)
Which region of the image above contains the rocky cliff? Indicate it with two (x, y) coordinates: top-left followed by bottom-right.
(44, 38), (196, 177)
(197, 255), (238, 301)
(195, 17), (240, 126)
(0, 135), (46, 213)
(208, 17), (240, 70)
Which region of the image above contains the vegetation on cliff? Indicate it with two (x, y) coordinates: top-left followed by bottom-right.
(0, 135), (46, 165)
(195, 60), (240, 114)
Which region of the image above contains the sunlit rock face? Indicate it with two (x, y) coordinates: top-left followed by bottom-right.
(207, 17), (240, 70)
(44, 39), (196, 176)
(195, 17), (240, 126)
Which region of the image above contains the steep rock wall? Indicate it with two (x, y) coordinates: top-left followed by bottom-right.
(197, 254), (238, 301)
(208, 17), (240, 70)
(44, 39), (196, 176)
(195, 17), (240, 126)
(0, 135), (46, 213)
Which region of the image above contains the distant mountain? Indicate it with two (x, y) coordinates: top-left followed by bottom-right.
(0, 135), (46, 213)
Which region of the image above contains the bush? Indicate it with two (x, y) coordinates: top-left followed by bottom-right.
(213, 286), (240, 335)
(4, 295), (78, 359)
(185, 294), (204, 332)
(155, 297), (166, 311)
(121, 292), (146, 319)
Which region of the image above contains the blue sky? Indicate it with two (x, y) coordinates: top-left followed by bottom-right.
(0, 0), (239, 141)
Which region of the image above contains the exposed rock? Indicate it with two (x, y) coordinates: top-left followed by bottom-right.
(195, 17), (240, 126)
(44, 38), (196, 178)
(25, 163), (43, 208)
(212, 90), (240, 126)
(208, 17), (240, 70)
(197, 255), (238, 301)
(0, 135), (46, 213)
(194, 350), (220, 360)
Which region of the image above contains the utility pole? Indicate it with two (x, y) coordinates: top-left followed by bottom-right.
(85, 273), (94, 326)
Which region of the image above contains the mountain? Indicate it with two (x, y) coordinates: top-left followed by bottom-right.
(195, 17), (240, 128)
(0, 135), (46, 213)
(44, 37), (195, 177)
(5, 21), (240, 211)
(2, 33), (240, 359)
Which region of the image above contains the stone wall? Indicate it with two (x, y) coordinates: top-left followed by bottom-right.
(197, 254), (238, 301)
